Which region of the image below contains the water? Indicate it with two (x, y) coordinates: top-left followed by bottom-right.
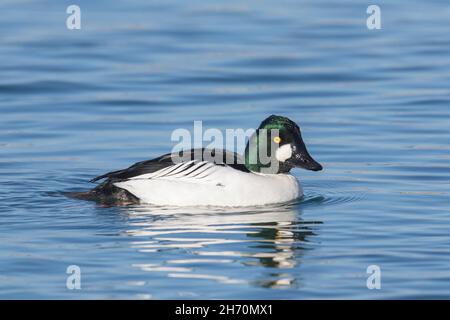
(1, 0), (450, 299)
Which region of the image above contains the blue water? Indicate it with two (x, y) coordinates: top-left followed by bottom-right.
(1, 0), (450, 299)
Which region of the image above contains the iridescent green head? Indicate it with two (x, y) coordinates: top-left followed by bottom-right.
(244, 115), (323, 174)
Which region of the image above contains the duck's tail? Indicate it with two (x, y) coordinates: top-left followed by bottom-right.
(65, 180), (140, 206)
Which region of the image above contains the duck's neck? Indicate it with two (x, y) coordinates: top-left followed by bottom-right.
(244, 140), (289, 174)
(244, 145), (262, 173)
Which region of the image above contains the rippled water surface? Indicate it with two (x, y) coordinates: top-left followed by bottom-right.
(1, 0), (450, 299)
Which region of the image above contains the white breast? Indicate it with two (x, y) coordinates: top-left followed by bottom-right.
(113, 161), (302, 207)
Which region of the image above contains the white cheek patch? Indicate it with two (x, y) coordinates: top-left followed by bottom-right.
(275, 144), (293, 162)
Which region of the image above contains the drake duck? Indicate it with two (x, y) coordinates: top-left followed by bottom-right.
(75, 115), (322, 206)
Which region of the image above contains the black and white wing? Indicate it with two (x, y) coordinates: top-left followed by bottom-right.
(90, 148), (248, 183)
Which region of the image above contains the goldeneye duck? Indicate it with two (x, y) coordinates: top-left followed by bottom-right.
(73, 115), (322, 206)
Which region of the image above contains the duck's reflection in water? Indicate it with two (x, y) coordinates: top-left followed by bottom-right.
(120, 202), (322, 289)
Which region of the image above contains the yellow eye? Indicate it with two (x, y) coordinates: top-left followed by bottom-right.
(273, 136), (281, 144)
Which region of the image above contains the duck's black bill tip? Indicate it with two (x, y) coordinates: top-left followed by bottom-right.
(308, 163), (323, 171)
(289, 152), (323, 171)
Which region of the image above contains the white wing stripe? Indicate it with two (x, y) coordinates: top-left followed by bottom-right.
(170, 161), (207, 178)
(151, 162), (185, 178)
(128, 162), (183, 180)
(187, 163), (216, 179)
(165, 160), (197, 177)
(126, 160), (221, 182)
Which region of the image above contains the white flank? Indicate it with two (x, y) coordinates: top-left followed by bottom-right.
(113, 161), (302, 207)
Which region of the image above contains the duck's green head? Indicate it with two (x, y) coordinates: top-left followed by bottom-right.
(244, 115), (323, 174)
